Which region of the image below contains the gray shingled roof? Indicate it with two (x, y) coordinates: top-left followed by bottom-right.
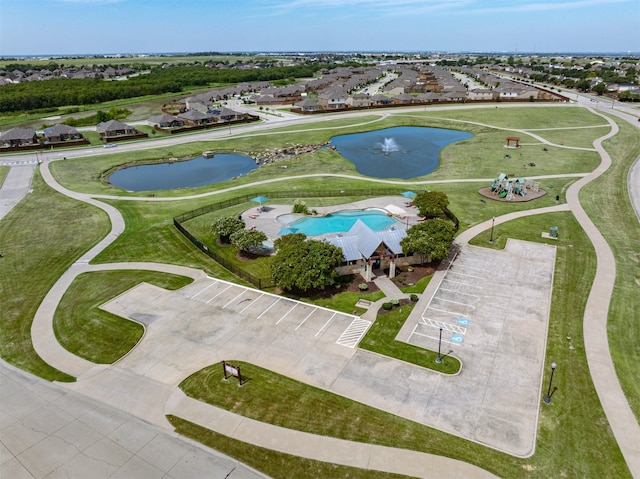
(0, 127), (37, 141)
(96, 119), (132, 133)
(43, 124), (78, 136)
(324, 219), (407, 262)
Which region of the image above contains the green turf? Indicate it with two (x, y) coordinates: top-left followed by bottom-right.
(54, 270), (192, 363)
(577, 115), (640, 419)
(168, 416), (416, 479)
(0, 166), (9, 186)
(0, 105), (636, 477)
(359, 304), (460, 374)
(0, 170), (110, 381)
(178, 210), (630, 478)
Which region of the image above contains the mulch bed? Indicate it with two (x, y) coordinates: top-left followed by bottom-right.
(478, 186), (547, 203)
(390, 263), (438, 288)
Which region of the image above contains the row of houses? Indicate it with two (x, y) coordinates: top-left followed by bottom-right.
(0, 120), (147, 150)
(0, 66), (137, 86)
(1, 105), (256, 150)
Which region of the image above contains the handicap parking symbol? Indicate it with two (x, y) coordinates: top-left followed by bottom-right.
(457, 317), (470, 326)
(450, 333), (465, 343)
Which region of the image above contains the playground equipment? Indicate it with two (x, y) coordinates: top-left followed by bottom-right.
(489, 173), (539, 201)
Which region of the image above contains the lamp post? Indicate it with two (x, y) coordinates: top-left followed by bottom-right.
(544, 362), (557, 404)
(489, 217), (495, 244)
(436, 328), (443, 363)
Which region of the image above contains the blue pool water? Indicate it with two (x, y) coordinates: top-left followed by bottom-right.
(285, 210), (402, 236)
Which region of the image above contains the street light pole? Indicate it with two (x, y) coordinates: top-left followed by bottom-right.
(436, 327), (443, 363)
(544, 362), (557, 403)
(489, 217), (495, 243)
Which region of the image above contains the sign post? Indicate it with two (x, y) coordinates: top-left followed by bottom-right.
(222, 360), (243, 386)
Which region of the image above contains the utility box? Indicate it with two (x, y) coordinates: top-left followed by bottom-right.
(550, 226), (558, 238)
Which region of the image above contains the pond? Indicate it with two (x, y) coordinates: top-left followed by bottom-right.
(331, 126), (472, 179)
(108, 154), (257, 191)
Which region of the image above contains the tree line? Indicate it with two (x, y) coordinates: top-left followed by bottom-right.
(0, 64), (326, 113)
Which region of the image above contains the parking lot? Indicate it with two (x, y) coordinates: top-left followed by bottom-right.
(98, 239), (555, 457)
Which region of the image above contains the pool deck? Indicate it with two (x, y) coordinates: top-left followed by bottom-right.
(241, 196), (422, 240)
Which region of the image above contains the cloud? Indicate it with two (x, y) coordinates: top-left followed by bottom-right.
(267, 0), (631, 16)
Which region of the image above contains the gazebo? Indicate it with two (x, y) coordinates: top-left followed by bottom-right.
(505, 136), (521, 148)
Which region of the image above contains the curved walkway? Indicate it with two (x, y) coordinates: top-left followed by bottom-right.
(567, 111), (640, 477)
(33, 166), (500, 478)
(12, 104), (640, 477)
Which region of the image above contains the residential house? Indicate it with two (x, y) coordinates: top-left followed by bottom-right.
(177, 110), (214, 126)
(345, 93), (372, 108)
(96, 120), (143, 140)
(317, 87), (348, 110)
(467, 88), (494, 101)
(0, 127), (39, 148)
(217, 107), (245, 122)
(148, 113), (184, 129)
(369, 94), (393, 106)
(293, 98), (323, 112)
(43, 124), (84, 143)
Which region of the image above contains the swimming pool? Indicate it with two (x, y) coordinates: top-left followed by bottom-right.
(282, 209), (403, 236)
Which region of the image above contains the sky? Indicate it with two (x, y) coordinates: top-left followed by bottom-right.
(1, 0), (638, 56)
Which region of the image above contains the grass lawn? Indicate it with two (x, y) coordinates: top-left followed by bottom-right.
(577, 115), (640, 419)
(0, 165), (9, 186)
(0, 170), (110, 381)
(168, 416), (414, 479)
(53, 270), (192, 363)
(177, 210), (629, 478)
(359, 304), (460, 374)
(0, 105), (636, 477)
(48, 106), (601, 196)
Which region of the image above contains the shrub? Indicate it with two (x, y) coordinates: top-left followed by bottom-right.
(292, 199), (308, 214)
(410, 293), (419, 302)
(359, 283), (368, 291)
(382, 302), (393, 310)
(390, 298), (399, 306)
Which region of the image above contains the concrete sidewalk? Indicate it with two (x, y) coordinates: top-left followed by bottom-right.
(0, 360), (268, 479)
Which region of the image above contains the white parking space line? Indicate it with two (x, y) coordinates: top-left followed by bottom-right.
(190, 281), (216, 299)
(432, 297), (476, 308)
(337, 318), (372, 348)
(206, 284), (231, 303)
(425, 306), (466, 317)
(239, 293), (265, 314)
(295, 309), (317, 330)
(316, 312), (337, 336)
(223, 289), (246, 309)
(438, 287), (478, 298)
(446, 271), (485, 280)
(257, 297), (281, 319)
(452, 262), (492, 271)
(421, 317), (467, 334)
(412, 330), (461, 345)
(276, 303), (298, 325)
(442, 278), (483, 289)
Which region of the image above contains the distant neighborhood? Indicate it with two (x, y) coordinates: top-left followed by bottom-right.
(2, 53), (638, 152)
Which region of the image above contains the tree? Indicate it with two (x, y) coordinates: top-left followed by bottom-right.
(591, 82), (607, 96)
(401, 218), (456, 264)
(413, 191), (449, 218)
(212, 216), (245, 244)
(230, 229), (267, 254)
(576, 79), (591, 92)
(271, 235), (343, 291)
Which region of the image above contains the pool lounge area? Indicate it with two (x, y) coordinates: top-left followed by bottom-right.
(241, 197), (421, 241)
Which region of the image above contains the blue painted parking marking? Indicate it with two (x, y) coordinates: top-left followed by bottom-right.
(457, 317), (470, 326)
(450, 333), (465, 343)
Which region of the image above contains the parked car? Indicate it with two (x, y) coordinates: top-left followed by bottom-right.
(103, 143), (117, 148)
